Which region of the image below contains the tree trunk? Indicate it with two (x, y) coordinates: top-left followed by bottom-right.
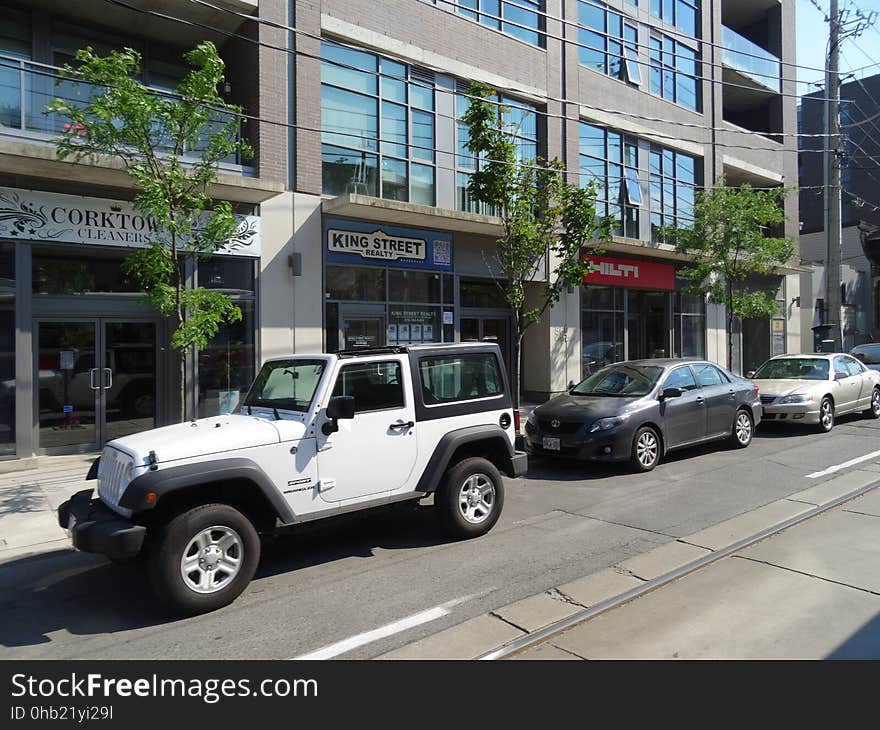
(179, 351), (186, 423)
(510, 329), (522, 411)
(727, 282), (734, 372)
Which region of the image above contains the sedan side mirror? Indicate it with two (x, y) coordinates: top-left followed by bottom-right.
(322, 395), (355, 435)
(834, 371), (848, 381)
(746, 371), (756, 379)
(659, 386), (683, 401)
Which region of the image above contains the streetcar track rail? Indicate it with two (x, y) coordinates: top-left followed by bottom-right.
(478, 478), (880, 660)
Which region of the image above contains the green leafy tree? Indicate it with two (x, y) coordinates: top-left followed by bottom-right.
(661, 181), (796, 370)
(47, 42), (252, 421)
(461, 82), (609, 407)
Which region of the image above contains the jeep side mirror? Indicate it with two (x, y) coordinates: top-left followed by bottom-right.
(322, 395), (355, 435)
(659, 386), (683, 401)
(746, 370), (756, 379)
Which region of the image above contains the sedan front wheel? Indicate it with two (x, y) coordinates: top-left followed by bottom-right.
(818, 397), (835, 433)
(631, 426), (660, 472)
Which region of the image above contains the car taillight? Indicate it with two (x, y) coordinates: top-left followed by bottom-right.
(514, 410), (521, 431)
(754, 385), (760, 396)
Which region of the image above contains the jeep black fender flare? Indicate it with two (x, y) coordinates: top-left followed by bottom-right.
(119, 457), (295, 524)
(415, 425), (528, 493)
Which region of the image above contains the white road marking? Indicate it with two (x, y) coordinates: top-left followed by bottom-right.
(806, 449), (880, 479)
(291, 597), (469, 660)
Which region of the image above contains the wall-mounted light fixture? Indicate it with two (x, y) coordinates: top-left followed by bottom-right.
(791, 296), (801, 307)
(288, 252), (302, 277)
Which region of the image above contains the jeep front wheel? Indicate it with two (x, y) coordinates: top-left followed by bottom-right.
(436, 457), (504, 538)
(148, 503), (260, 616)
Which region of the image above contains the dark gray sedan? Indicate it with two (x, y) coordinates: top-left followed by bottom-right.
(524, 359), (762, 472)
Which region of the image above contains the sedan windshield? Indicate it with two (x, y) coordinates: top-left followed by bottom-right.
(570, 364), (663, 397)
(243, 359), (326, 412)
(753, 358), (829, 381)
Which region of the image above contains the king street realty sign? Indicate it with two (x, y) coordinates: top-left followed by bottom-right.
(324, 218), (453, 271)
(0, 187), (260, 257)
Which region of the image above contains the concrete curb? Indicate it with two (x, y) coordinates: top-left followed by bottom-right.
(376, 467), (880, 660)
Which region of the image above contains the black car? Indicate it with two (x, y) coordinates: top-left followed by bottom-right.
(524, 359), (763, 472)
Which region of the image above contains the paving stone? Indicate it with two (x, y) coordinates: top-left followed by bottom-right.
(616, 540), (711, 580)
(682, 499), (812, 551)
(492, 593), (581, 633)
(556, 568), (644, 607)
(788, 470), (879, 506)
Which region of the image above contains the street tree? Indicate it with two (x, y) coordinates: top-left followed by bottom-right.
(461, 82), (608, 407)
(47, 42), (251, 421)
(661, 182), (796, 370)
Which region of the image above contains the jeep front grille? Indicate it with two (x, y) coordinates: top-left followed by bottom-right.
(98, 448), (132, 508)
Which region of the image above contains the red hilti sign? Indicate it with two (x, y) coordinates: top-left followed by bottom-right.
(582, 255), (675, 290)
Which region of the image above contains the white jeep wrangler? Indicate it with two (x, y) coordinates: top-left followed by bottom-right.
(59, 343), (526, 615)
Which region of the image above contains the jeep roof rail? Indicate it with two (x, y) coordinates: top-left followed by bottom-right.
(335, 342), (500, 359)
(336, 346), (410, 358)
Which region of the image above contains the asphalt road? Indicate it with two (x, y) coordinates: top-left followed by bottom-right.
(2, 414), (880, 660)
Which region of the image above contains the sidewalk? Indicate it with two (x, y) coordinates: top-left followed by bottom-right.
(0, 454), (96, 563)
(381, 464), (880, 660)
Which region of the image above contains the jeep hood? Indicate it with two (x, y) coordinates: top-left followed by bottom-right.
(107, 414), (308, 465)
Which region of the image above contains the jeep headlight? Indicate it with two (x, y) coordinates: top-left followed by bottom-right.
(777, 394), (813, 404)
(590, 415), (630, 432)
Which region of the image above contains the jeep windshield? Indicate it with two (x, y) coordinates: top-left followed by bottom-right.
(570, 364), (663, 397)
(243, 359), (326, 412)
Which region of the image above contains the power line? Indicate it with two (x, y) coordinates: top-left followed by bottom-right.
(100, 0), (838, 147)
(178, 0), (839, 104)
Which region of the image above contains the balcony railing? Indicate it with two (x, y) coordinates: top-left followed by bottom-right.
(721, 26), (781, 94)
(0, 54), (252, 172)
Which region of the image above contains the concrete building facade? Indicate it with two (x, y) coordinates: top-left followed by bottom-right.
(0, 0), (801, 462)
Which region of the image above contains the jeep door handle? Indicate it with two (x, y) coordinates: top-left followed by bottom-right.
(389, 420), (414, 431)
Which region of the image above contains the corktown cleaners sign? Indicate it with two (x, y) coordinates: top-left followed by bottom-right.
(324, 218), (453, 272)
(0, 187), (260, 257)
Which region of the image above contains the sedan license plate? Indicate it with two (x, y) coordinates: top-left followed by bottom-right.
(542, 436), (561, 451)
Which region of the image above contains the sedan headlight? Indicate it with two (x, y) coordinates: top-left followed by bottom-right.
(590, 415), (630, 432)
(777, 394), (813, 404)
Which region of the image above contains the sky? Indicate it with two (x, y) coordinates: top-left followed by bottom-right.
(796, 0), (880, 97)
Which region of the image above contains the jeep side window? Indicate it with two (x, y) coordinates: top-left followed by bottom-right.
(419, 354), (503, 404)
(332, 361), (404, 413)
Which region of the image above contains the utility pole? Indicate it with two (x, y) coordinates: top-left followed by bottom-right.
(824, 0), (842, 351)
(823, 0), (876, 351)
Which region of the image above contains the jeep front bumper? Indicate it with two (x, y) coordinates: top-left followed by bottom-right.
(58, 489), (146, 561)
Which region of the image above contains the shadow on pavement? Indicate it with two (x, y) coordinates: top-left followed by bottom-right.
(826, 610), (880, 659)
(0, 504), (459, 648)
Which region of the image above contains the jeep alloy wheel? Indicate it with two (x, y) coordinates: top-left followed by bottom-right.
(149, 503), (260, 615)
(437, 457), (505, 538)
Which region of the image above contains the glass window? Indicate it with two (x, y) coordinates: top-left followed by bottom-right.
(0, 243), (13, 455)
(664, 365), (698, 391)
(580, 285), (624, 379)
(578, 1), (636, 84)
(198, 300), (255, 417)
(326, 265), (386, 301)
(321, 40), (436, 200)
(320, 40), (377, 95)
(572, 364), (663, 396)
(332, 361), (404, 412)
(650, 144), (701, 242)
(322, 145), (379, 197)
(460, 278), (508, 308)
(852, 345), (880, 365)
(579, 121), (640, 236)
(753, 358), (830, 381)
(389, 270), (441, 303)
(244, 358), (326, 413)
(844, 356), (864, 376)
(649, 31), (700, 110)
(650, 0), (700, 37)
(419, 353), (503, 404)
(32, 252), (141, 295)
(454, 0), (543, 47)
(199, 258), (255, 296)
(694, 363), (726, 386)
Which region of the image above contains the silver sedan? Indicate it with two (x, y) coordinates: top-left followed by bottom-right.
(750, 353), (880, 432)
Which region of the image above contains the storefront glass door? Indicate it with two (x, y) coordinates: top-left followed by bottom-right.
(342, 315), (385, 350)
(461, 317), (511, 371)
(627, 291), (670, 360)
(35, 319), (157, 453)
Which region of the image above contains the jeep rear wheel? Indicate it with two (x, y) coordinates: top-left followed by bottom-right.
(148, 503), (260, 616)
(436, 457), (504, 538)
